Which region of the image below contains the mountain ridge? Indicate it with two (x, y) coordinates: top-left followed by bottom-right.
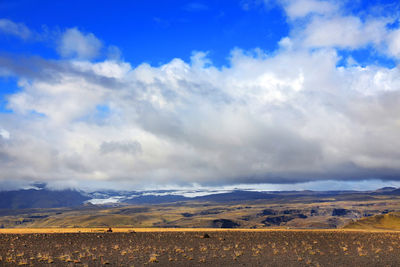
(1, 186), (400, 209)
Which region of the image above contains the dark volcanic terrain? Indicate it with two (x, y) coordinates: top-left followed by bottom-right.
(1, 230), (400, 266)
(2, 187), (400, 229)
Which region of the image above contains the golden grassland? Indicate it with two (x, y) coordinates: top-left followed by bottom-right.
(344, 212), (400, 230)
(1, 227), (400, 234)
(2, 197), (400, 230)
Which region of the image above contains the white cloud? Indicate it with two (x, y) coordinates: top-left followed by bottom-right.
(0, 19), (31, 39)
(7, 73), (107, 124)
(301, 16), (388, 49)
(57, 28), (102, 60)
(281, 0), (337, 19)
(387, 29), (400, 58)
(274, 0), (400, 61)
(1, 46), (400, 189)
(0, 128), (10, 139)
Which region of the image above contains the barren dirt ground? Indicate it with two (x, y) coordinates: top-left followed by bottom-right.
(1, 230), (400, 266)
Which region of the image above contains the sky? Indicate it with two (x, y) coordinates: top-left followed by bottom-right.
(1, 0), (400, 191)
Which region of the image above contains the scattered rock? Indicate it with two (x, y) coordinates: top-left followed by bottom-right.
(283, 209), (302, 215)
(202, 233), (210, 238)
(332, 209), (349, 216)
(258, 209), (277, 216)
(262, 216), (294, 226)
(212, 219), (240, 228)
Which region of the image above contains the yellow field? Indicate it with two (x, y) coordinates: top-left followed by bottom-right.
(1, 227), (400, 234)
(344, 213), (400, 230)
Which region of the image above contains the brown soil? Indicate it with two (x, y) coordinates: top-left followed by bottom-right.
(1, 230), (400, 266)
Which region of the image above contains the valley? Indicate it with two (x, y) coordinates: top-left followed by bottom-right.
(1, 188), (400, 229)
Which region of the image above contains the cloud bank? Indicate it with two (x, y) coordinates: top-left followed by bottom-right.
(1, 1), (400, 189)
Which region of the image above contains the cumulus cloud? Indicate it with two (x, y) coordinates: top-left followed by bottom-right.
(1, 0), (400, 189)
(1, 46), (400, 188)
(0, 19), (31, 39)
(280, 0), (337, 19)
(57, 28), (102, 60)
(302, 16), (388, 49)
(279, 0), (400, 57)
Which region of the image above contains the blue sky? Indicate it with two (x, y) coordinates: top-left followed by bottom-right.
(1, 0), (400, 190)
(1, 0), (398, 66)
(0, 0), (288, 66)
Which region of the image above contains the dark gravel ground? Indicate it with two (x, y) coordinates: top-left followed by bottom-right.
(1, 231), (400, 266)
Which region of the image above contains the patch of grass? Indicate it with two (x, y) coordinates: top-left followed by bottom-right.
(344, 213), (400, 230)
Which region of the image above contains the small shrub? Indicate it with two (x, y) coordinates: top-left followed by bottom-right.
(148, 255), (158, 263)
(17, 259), (28, 266)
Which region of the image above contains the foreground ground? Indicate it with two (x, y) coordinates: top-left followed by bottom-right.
(1, 229), (400, 266)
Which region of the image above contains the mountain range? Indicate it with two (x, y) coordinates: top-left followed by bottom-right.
(1, 186), (400, 209)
